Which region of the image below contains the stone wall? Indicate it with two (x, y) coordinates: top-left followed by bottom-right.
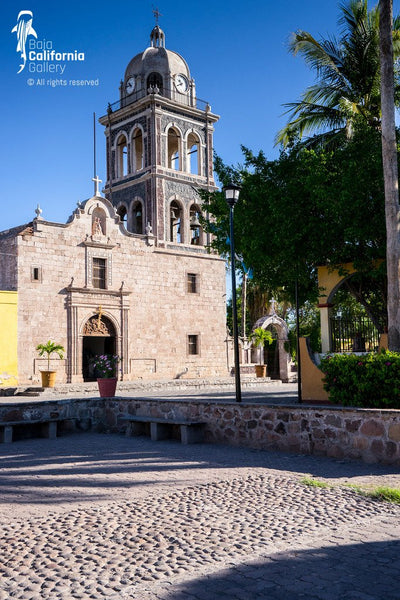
(106, 398), (400, 465)
(12, 195), (227, 384)
(0, 399), (102, 434)
(1, 398), (399, 465)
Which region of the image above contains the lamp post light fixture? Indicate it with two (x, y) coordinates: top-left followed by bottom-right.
(223, 183), (242, 403)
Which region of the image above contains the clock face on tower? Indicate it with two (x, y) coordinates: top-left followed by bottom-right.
(126, 77), (136, 94)
(175, 74), (188, 93)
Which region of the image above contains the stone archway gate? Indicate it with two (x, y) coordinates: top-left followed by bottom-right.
(253, 313), (292, 382)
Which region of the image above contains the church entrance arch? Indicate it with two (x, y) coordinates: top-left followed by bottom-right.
(82, 314), (116, 381)
(252, 313), (292, 382)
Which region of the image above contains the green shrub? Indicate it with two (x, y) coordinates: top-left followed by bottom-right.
(320, 351), (400, 408)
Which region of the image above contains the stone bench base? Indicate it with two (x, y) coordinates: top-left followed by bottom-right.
(0, 419), (62, 443)
(120, 415), (206, 444)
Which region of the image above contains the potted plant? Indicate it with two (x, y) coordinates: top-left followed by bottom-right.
(92, 354), (120, 397)
(249, 327), (273, 377)
(36, 340), (65, 387)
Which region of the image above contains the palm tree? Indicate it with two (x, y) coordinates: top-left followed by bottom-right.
(380, 0), (400, 350)
(36, 340), (65, 371)
(277, 0), (400, 149)
(249, 327), (273, 365)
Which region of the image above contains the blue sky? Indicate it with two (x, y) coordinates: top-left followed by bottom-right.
(1, 1), (398, 231)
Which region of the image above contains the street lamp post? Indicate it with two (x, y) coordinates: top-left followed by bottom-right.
(295, 279), (302, 403)
(224, 183), (242, 403)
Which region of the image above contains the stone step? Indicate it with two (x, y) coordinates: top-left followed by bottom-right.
(51, 377), (280, 393)
(1, 377), (287, 398)
(15, 387), (45, 397)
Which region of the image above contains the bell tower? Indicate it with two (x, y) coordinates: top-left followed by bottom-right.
(99, 23), (219, 247)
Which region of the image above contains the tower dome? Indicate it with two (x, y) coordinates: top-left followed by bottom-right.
(121, 26), (194, 105)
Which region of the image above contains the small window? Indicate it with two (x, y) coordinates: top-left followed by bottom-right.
(188, 334), (199, 355)
(31, 266), (41, 282)
(187, 273), (198, 294)
(93, 258), (106, 289)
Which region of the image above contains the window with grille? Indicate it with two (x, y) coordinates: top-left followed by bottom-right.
(188, 334), (199, 355)
(92, 257), (106, 289)
(187, 273), (198, 294)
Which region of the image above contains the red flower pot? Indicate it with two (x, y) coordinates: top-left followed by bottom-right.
(97, 377), (117, 398)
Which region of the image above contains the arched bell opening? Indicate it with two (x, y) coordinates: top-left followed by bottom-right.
(187, 132), (201, 175)
(116, 134), (128, 177)
(167, 127), (181, 171)
(147, 71), (163, 94)
(169, 200), (183, 243)
(132, 127), (144, 172)
(131, 199), (144, 234)
(116, 204), (128, 226)
(189, 204), (203, 246)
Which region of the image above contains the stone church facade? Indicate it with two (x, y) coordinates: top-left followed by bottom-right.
(0, 24), (228, 385)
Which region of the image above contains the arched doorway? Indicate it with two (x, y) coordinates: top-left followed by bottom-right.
(252, 314), (292, 382)
(265, 327), (280, 379)
(82, 314), (116, 381)
(318, 263), (386, 352)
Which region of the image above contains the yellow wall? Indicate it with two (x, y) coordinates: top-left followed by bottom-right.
(299, 337), (329, 402)
(317, 262), (357, 305)
(0, 291), (18, 387)
(318, 263), (357, 352)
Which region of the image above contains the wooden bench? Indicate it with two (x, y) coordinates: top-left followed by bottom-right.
(0, 418), (63, 443)
(119, 415), (206, 444)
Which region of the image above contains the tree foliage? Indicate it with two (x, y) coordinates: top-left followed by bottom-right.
(200, 125), (387, 326)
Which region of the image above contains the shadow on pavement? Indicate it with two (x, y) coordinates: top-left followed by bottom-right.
(0, 433), (399, 509)
(167, 540), (400, 600)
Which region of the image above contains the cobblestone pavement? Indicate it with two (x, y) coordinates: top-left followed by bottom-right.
(0, 433), (399, 599)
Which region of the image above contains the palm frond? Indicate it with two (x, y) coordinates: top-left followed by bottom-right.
(277, 0), (398, 148)
(276, 103), (346, 147)
(289, 30), (344, 78)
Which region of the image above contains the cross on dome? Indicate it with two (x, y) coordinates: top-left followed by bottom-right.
(152, 7), (163, 25)
(150, 7), (165, 47)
